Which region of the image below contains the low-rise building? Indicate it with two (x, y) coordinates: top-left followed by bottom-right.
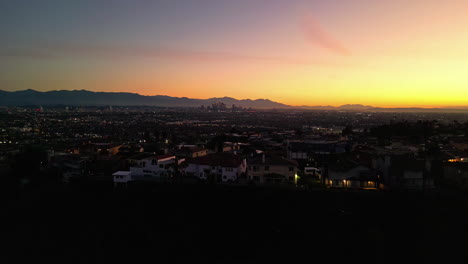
(130, 154), (176, 178)
(223, 142), (241, 153)
(247, 154), (299, 184)
(442, 161), (468, 189)
(450, 137), (468, 152)
(112, 171), (132, 187)
(379, 157), (435, 190)
(304, 167), (321, 178)
(185, 153), (246, 182)
(324, 159), (381, 189)
(175, 146), (208, 158)
(112, 154), (176, 185)
(287, 140), (348, 160)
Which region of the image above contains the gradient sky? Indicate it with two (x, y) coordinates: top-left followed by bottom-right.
(1, 0), (468, 107)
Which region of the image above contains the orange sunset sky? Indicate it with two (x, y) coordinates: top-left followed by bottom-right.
(1, 0), (468, 107)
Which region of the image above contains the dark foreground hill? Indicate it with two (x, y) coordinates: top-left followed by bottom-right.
(3, 182), (468, 263)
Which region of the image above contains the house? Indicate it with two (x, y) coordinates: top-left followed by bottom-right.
(130, 154), (176, 178)
(112, 154), (176, 185)
(442, 161), (468, 190)
(110, 144), (144, 156)
(287, 141), (308, 159)
(184, 153), (246, 183)
(222, 142), (241, 153)
(175, 146), (208, 158)
(450, 138), (468, 152)
(91, 158), (122, 182)
(127, 153), (155, 165)
(94, 143), (114, 155)
(382, 157), (435, 190)
(49, 154), (90, 183)
(112, 171), (132, 187)
(247, 154), (299, 184)
(356, 146), (435, 190)
(304, 167), (321, 178)
(287, 140), (348, 160)
(324, 159), (381, 189)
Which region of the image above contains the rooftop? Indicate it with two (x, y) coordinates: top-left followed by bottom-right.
(176, 146), (206, 153)
(187, 153), (244, 168)
(112, 171), (131, 176)
(248, 154), (298, 167)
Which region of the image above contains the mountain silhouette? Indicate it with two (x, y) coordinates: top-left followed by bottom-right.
(1, 90), (467, 112)
(0, 89), (290, 109)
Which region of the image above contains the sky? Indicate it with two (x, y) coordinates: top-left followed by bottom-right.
(1, 0), (468, 107)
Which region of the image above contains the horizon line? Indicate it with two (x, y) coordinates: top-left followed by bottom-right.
(2, 89), (468, 109)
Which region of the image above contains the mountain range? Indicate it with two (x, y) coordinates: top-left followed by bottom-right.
(1, 89), (467, 112)
(0, 89), (289, 109)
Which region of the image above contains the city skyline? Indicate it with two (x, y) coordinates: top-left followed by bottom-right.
(2, 0), (468, 107)
(3, 88), (468, 110)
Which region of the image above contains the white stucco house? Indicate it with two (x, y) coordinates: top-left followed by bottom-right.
(112, 171), (133, 186)
(113, 154), (176, 186)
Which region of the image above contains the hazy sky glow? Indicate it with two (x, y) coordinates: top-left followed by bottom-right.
(1, 0), (468, 107)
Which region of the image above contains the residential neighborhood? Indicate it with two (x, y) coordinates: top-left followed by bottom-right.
(2, 106), (468, 263)
(4, 0), (468, 262)
(1, 106), (467, 192)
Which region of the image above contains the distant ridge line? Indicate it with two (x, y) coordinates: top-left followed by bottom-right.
(0, 89), (467, 112)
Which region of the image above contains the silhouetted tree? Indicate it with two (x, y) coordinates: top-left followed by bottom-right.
(295, 128), (303, 137)
(13, 145), (48, 184)
(342, 125), (353, 136)
(207, 134), (227, 152)
(230, 126), (238, 134)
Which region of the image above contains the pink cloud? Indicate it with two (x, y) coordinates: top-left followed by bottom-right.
(300, 12), (351, 56)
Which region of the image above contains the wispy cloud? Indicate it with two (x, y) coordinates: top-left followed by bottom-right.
(300, 12), (351, 56)
(0, 43), (342, 66)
